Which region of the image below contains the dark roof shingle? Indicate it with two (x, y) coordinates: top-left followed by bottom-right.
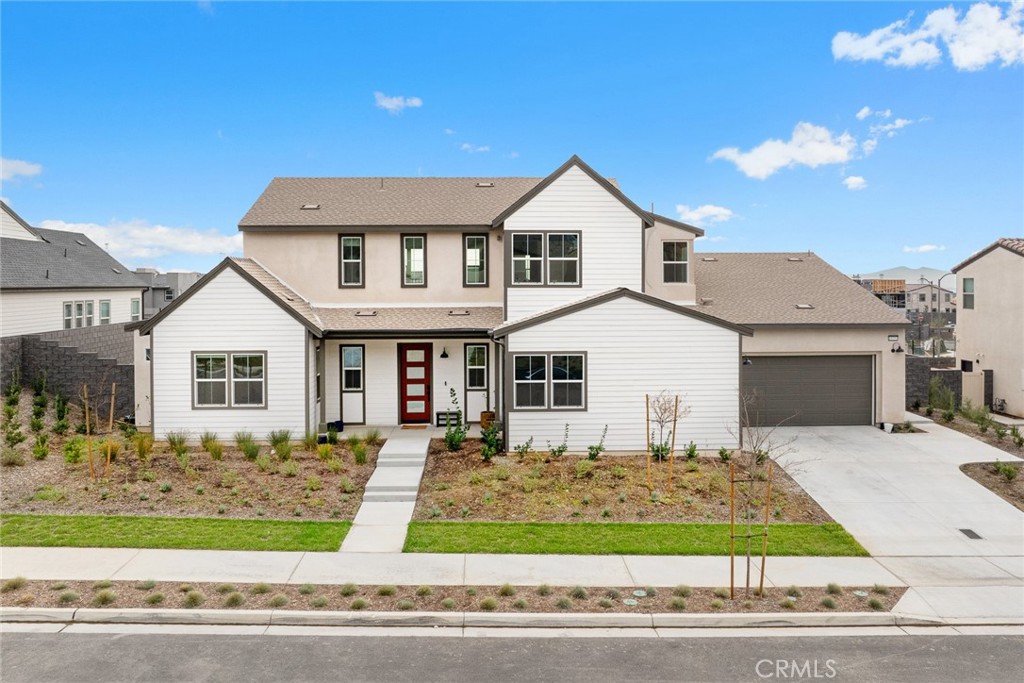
(1, 227), (147, 290)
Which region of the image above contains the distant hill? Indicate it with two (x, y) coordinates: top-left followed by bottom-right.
(850, 266), (955, 291)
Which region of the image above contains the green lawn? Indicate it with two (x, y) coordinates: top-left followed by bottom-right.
(0, 514), (350, 552)
(404, 521), (867, 556)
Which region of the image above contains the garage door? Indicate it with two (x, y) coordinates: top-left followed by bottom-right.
(741, 356), (873, 426)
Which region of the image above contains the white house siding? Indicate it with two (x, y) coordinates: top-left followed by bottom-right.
(504, 165), (643, 321)
(1, 212), (38, 240)
(150, 268), (307, 440)
(0, 288), (143, 337)
(323, 338), (496, 426)
(505, 296), (741, 452)
(133, 331), (152, 427)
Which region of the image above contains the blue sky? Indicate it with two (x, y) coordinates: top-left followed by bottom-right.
(2, 1), (1022, 275)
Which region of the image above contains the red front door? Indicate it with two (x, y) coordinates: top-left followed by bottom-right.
(398, 343), (432, 423)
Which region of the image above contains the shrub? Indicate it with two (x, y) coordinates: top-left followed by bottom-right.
(200, 431), (218, 451)
(338, 475), (355, 493)
(871, 584), (890, 595)
(587, 425), (608, 460)
(498, 584), (515, 597)
(710, 599), (724, 610)
(377, 585), (397, 596)
(555, 597), (572, 610)
(52, 419), (69, 436)
(826, 583), (843, 595)
(100, 438), (121, 462)
(352, 442), (367, 465)
(672, 585), (692, 598)
(994, 460), (1020, 482)
(574, 460), (594, 479)
(93, 580), (114, 591)
(54, 393), (68, 421)
(684, 441), (698, 460)
(547, 424), (569, 459)
(605, 589), (621, 600)
(481, 420), (503, 453)
(5, 428), (26, 448)
(350, 598), (368, 610)
(216, 583), (237, 594)
(994, 425), (1007, 440)
(311, 596), (328, 609)
(317, 444), (333, 461)
(514, 598), (529, 609)
(303, 432), (319, 451)
(611, 466), (627, 479)
(713, 587), (730, 599)
(779, 598), (796, 610)
(440, 598), (456, 610)
(868, 598), (885, 611)
(363, 428), (383, 447)
(234, 430), (254, 449)
(670, 597), (687, 611)
(159, 482), (172, 493)
(305, 475), (322, 492)
(255, 453), (274, 473)
(92, 589), (116, 606)
(326, 427), (338, 445)
(59, 591), (81, 604)
(479, 597), (497, 611)
(145, 593), (165, 605)
(942, 409), (956, 423)
(536, 584), (552, 596)
(29, 416), (44, 433)
(1, 576), (27, 592)
(269, 594), (288, 608)
(224, 592), (246, 607)
(568, 585), (588, 600)
(166, 430), (189, 451)
(298, 583), (315, 595)
(1011, 426), (1024, 448)
(207, 441), (223, 461)
(32, 435), (48, 460)
(785, 586), (802, 598)
(274, 442), (293, 461)
(327, 458), (343, 474)
(926, 406), (934, 417)
(339, 583), (359, 597)
(929, 377), (955, 411)
(718, 447), (732, 463)
(267, 430), (292, 450)
(135, 580), (157, 591)
(513, 437), (534, 459)
(416, 585), (433, 597)
(1, 448), (25, 467)
(179, 590), (203, 607)
(280, 461), (299, 477)
(346, 434), (362, 451)
(820, 597), (837, 609)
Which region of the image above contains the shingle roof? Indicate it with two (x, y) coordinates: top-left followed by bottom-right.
(229, 258), (323, 330)
(1, 226), (147, 290)
(238, 177), (543, 228)
(315, 306), (503, 334)
(951, 237), (1024, 273)
(692, 252), (908, 326)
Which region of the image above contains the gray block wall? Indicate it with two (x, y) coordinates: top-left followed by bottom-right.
(905, 355), (957, 409)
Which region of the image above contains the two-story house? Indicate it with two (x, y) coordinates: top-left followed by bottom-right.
(132, 156), (907, 450)
(952, 238), (1024, 417)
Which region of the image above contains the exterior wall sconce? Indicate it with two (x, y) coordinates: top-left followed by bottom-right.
(440, 347), (449, 359)
(891, 342), (905, 353)
(742, 356), (753, 366)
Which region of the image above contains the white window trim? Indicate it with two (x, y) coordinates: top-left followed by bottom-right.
(962, 278), (975, 310)
(511, 233), (544, 286)
(74, 301), (85, 328)
(231, 353), (266, 407)
(99, 300), (111, 325)
(131, 298), (141, 321)
(402, 234), (426, 287)
(193, 352), (267, 409)
(63, 302), (73, 330)
(194, 353), (229, 408)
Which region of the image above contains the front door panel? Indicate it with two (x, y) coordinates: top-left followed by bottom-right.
(399, 343), (432, 423)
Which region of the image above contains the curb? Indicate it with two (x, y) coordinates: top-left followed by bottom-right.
(3, 606), (1020, 629)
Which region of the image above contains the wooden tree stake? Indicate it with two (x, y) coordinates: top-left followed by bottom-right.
(667, 394), (679, 490)
(729, 460), (736, 600)
(645, 394), (652, 492)
(758, 461), (774, 597)
(83, 384), (94, 481)
(105, 383), (116, 478)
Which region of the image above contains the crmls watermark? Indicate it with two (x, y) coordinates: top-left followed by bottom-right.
(755, 659), (838, 679)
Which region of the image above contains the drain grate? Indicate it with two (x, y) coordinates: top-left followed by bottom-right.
(959, 528), (983, 539)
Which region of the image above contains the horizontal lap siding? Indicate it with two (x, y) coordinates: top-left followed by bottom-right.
(0, 288), (142, 337)
(507, 297), (740, 452)
(151, 268), (306, 439)
(505, 165), (642, 321)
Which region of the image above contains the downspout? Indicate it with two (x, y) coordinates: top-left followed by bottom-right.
(493, 334), (507, 450)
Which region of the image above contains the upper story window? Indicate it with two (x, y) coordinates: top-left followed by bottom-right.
(99, 300), (111, 325)
(918, 293), (926, 302)
(164, 289), (174, 302)
(339, 235), (364, 287)
(402, 234), (426, 287)
(663, 241), (688, 283)
(510, 232), (580, 286)
(131, 298), (141, 321)
(63, 302), (73, 329)
(931, 292), (937, 302)
(944, 293), (951, 302)
(464, 234), (488, 286)
(962, 278), (974, 309)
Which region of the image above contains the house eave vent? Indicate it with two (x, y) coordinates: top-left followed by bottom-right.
(795, 303), (815, 310)
(354, 310), (377, 317)
(787, 257), (804, 262)
(300, 204), (321, 210)
(448, 310), (470, 316)
(698, 298), (714, 305)
(701, 257), (719, 262)
(475, 182), (494, 188)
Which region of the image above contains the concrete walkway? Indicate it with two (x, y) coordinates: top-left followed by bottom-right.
(340, 428), (433, 553)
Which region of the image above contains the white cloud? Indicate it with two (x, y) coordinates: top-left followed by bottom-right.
(506, 151), (520, 159)
(833, 2), (1024, 71)
(903, 244), (946, 253)
(869, 117), (914, 138)
(843, 175), (868, 191)
(443, 128), (455, 135)
(861, 138), (879, 156)
(695, 235), (728, 243)
(675, 203), (735, 226)
(855, 106), (872, 120)
(856, 106), (893, 120)
(712, 122), (856, 180)
(373, 91), (423, 114)
(459, 143), (490, 153)
(1, 158), (43, 181)
(38, 218), (242, 265)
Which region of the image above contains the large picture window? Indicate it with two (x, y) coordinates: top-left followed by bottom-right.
(512, 353), (586, 410)
(194, 352), (266, 408)
(339, 235), (364, 287)
(466, 344), (488, 390)
(342, 346), (363, 391)
(464, 234), (488, 286)
(511, 232), (581, 285)
(402, 234), (426, 286)
(663, 241), (688, 283)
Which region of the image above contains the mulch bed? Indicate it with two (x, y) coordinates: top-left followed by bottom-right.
(414, 439), (832, 523)
(1, 389), (382, 521)
(0, 578), (904, 614)
(960, 462), (1024, 512)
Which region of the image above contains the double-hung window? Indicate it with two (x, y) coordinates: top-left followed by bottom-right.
(339, 235), (363, 287)
(962, 278), (974, 309)
(74, 302), (85, 327)
(513, 353), (586, 410)
(464, 234), (487, 286)
(131, 298), (141, 321)
(63, 302), (73, 329)
(194, 352), (266, 408)
(466, 345), (488, 390)
(341, 346), (363, 391)
(85, 301), (94, 327)
(663, 241), (688, 283)
(164, 289), (174, 302)
(511, 232), (579, 285)
(99, 300), (111, 325)
(402, 234), (426, 286)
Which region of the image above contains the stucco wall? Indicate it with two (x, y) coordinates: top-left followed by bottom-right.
(642, 221), (697, 304)
(742, 325), (906, 424)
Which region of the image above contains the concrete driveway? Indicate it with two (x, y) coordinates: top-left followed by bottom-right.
(775, 422), (1024, 619)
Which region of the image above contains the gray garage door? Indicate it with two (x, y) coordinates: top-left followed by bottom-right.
(740, 356), (873, 426)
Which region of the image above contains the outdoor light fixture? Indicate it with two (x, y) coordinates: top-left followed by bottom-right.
(440, 347), (449, 359)
(742, 356), (753, 366)
(891, 342), (905, 353)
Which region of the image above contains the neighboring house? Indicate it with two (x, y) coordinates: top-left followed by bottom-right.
(134, 268), (203, 318)
(952, 238), (1024, 417)
(132, 156), (907, 450)
(905, 282), (955, 314)
(854, 278), (907, 309)
(0, 201), (147, 337)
